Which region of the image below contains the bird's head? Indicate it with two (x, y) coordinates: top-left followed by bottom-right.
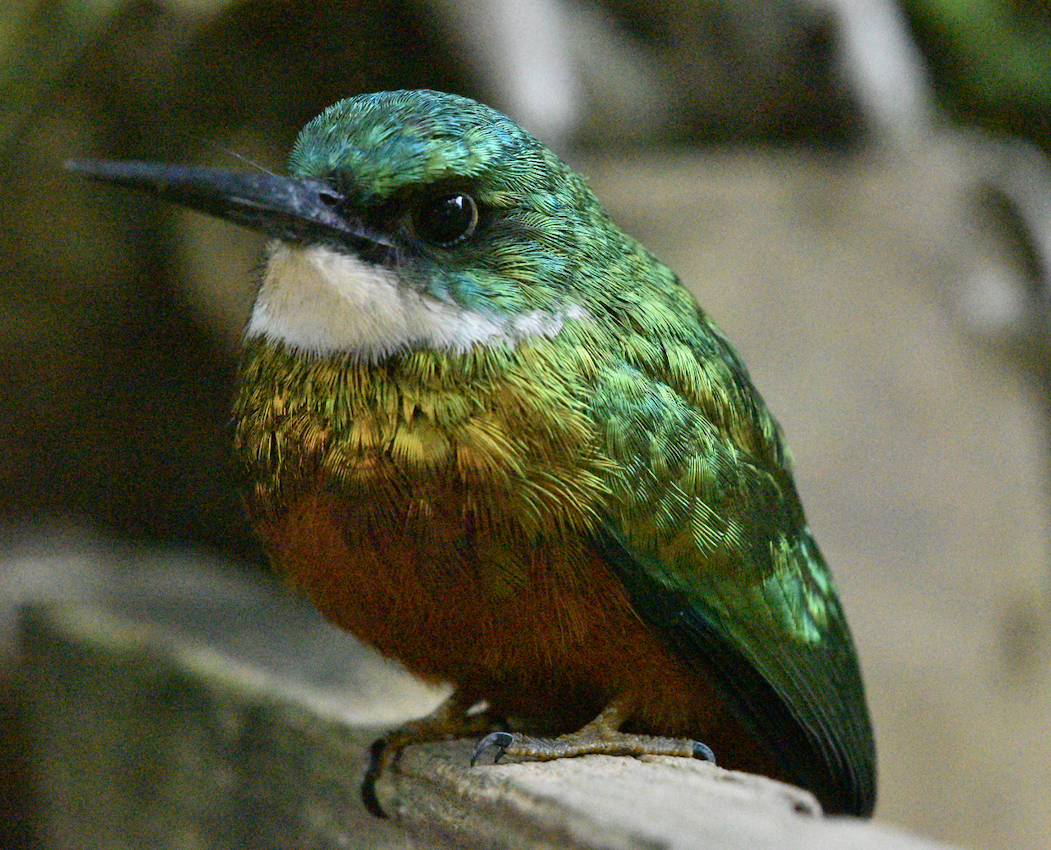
(68, 90), (639, 360)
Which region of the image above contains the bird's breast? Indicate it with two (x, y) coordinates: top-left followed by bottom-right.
(232, 339), (624, 676)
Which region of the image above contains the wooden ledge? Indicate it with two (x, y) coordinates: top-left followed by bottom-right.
(16, 567), (958, 850)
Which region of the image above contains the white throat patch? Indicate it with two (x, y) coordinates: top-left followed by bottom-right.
(245, 242), (583, 358)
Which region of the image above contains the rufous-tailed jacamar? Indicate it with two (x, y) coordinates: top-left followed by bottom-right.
(67, 89), (877, 817)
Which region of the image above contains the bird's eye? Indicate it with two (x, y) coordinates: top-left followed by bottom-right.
(413, 193), (479, 246)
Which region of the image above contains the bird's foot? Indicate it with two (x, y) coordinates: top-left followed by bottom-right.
(363, 692), (495, 818)
(470, 696), (715, 767)
(471, 729), (715, 766)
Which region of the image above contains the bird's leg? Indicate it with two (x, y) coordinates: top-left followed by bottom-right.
(471, 694), (716, 765)
(363, 689), (495, 816)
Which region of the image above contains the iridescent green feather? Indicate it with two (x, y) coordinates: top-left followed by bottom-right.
(582, 308), (876, 815)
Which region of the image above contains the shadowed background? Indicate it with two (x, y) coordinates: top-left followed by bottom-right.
(2, 1), (1050, 848)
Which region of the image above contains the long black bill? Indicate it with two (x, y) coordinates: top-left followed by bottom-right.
(64, 159), (386, 251)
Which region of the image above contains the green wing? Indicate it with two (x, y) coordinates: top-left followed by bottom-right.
(589, 329), (876, 816)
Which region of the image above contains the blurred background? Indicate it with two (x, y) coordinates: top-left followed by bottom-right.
(2, 0), (1051, 847)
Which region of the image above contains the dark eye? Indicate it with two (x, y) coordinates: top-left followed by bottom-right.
(413, 192), (479, 246)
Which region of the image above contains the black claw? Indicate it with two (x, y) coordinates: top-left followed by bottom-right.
(692, 741), (716, 763)
(361, 738), (389, 818)
(471, 731), (514, 766)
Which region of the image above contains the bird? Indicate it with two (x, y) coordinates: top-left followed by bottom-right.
(66, 89), (877, 817)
